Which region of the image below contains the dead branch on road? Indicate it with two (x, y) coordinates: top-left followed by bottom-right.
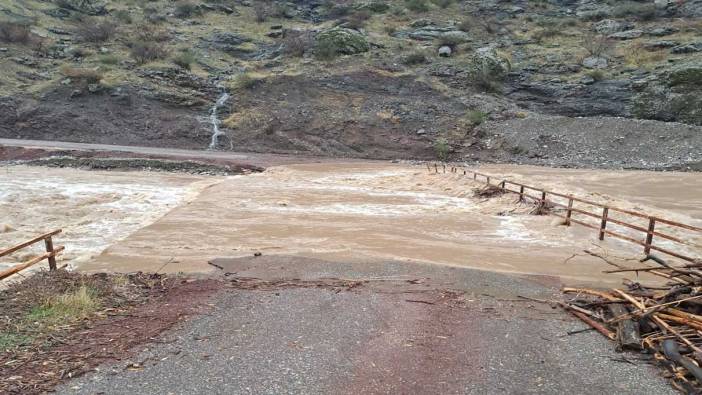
(562, 254), (702, 392)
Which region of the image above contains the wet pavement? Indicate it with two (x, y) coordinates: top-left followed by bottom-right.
(59, 257), (676, 394)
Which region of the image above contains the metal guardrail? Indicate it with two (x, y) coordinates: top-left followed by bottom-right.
(428, 163), (702, 265)
(0, 229), (64, 280)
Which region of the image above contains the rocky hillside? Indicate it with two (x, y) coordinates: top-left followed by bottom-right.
(0, 0), (701, 167)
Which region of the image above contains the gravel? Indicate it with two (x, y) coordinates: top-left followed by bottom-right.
(487, 115), (702, 171)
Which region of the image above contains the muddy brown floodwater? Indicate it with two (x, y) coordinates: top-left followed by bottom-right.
(70, 162), (701, 286)
(0, 166), (215, 274)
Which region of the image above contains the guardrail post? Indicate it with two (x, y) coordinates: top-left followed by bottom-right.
(434, 163), (438, 173)
(500, 181), (506, 189)
(565, 198), (573, 226)
(426, 163), (431, 172)
(645, 218), (656, 254)
(486, 176), (490, 185)
(518, 185), (525, 201)
(538, 191), (547, 213)
(463, 169), (466, 175)
(599, 207), (609, 240)
(473, 173), (476, 180)
(45, 236), (57, 271)
(442, 164), (446, 173)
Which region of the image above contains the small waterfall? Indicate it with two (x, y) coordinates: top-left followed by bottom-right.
(208, 90), (230, 150)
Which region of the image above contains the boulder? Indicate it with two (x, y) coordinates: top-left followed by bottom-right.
(593, 19), (634, 34)
(679, 0), (702, 17)
(315, 28), (370, 55)
(207, 32), (251, 51)
(642, 41), (678, 51)
(647, 26), (678, 36)
(468, 47), (511, 79)
(671, 43), (702, 54)
(582, 56), (608, 69)
(394, 25), (471, 43)
(608, 30), (643, 40)
(438, 46), (452, 57)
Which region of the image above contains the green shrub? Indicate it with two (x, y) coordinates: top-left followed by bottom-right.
(114, 9), (133, 24)
(457, 17), (474, 32)
(232, 73), (260, 90)
(436, 34), (465, 49)
(466, 110), (487, 126)
(98, 53), (120, 64)
(0, 21), (33, 44)
(172, 50), (196, 69)
(405, 0), (430, 13)
(434, 138), (450, 161)
(315, 39), (339, 60)
(578, 9), (610, 21)
(346, 10), (372, 29)
(363, 2), (390, 13)
(402, 51), (427, 65)
(326, 4), (351, 18)
(586, 69), (606, 81)
(174, 1), (202, 18)
(270, 3), (294, 18)
(390, 5), (407, 16)
(144, 7), (167, 23)
(668, 67), (702, 87)
(613, 2), (656, 21)
(430, 0), (453, 8)
(384, 25), (397, 35)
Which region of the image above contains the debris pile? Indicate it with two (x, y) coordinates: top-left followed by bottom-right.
(563, 254), (702, 393)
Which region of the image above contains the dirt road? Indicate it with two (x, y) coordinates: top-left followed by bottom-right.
(0, 138), (371, 168)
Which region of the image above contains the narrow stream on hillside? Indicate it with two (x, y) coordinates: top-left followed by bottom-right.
(208, 88), (230, 150)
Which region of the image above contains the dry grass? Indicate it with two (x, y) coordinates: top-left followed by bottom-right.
(74, 18), (116, 43)
(60, 65), (103, 84)
(28, 285), (100, 325)
(621, 42), (667, 68)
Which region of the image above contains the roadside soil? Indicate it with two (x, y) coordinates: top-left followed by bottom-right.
(0, 270), (223, 395)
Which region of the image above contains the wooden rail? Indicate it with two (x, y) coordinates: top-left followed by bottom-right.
(428, 164), (702, 265)
(0, 230), (64, 280)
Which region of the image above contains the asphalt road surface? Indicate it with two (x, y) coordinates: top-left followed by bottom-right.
(58, 257), (675, 395)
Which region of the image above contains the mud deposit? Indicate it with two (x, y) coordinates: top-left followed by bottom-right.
(81, 163), (701, 286)
(0, 166), (211, 272)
